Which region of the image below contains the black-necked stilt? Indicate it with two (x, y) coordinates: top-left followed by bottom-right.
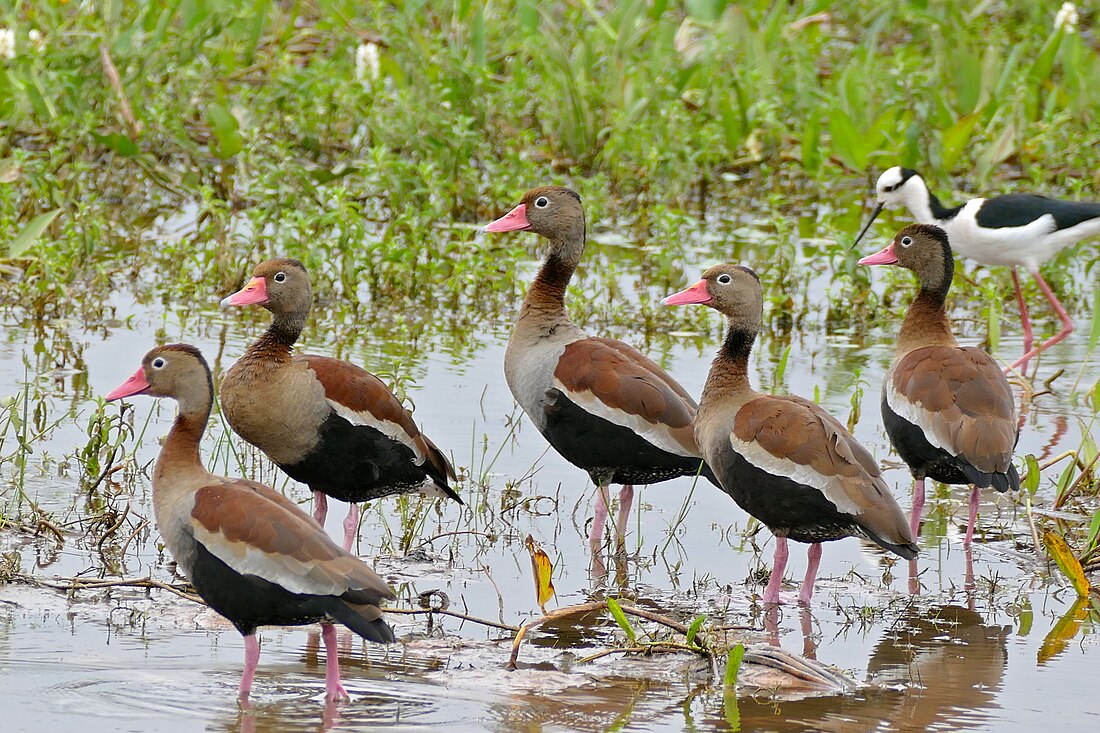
(858, 224), (1020, 549)
(853, 167), (1100, 371)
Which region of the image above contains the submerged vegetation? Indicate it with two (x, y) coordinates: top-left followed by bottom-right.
(1, 0), (1099, 729)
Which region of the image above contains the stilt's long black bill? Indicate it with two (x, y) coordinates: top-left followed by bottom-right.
(851, 202), (884, 250)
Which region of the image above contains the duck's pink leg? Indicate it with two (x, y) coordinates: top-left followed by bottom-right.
(1009, 268), (1075, 370)
(238, 633), (260, 702)
(763, 536), (789, 605)
(964, 485), (979, 548)
(798, 543), (823, 605)
(614, 485), (634, 547)
(322, 623), (349, 702)
(313, 491), (328, 527)
(589, 483), (610, 554)
(342, 503), (360, 552)
(910, 478), (925, 541)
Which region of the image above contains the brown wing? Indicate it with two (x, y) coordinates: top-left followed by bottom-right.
(888, 346), (1017, 472)
(552, 337), (699, 456)
(298, 354), (456, 483)
(731, 396), (911, 545)
(189, 480), (395, 603)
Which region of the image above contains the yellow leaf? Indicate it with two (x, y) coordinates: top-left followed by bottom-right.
(1043, 530), (1091, 598)
(1038, 597), (1090, 665)
(525, 534), (556, 614)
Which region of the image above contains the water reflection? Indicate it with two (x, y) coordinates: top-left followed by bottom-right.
(722, 604), (1010, 732)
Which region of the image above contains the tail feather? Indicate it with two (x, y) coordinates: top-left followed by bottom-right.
(870, 535), (920, 561)
(419, 435), (463, 504)
(328, 600), (396, 644)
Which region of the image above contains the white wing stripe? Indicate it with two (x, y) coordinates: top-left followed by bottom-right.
(327, 399), (426, 463)
(553, 378), (698, 458)
(727, 435), (863, 516)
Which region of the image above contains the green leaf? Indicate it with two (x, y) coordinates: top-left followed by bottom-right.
(940, 113), (980, 171)
(1024, 454), (1041, 495)
(985, 292), (1002, 352)
(91, 132), (140, 157)
(828, 107), (874, 172)
(606, 597), (636, 644)
(685, 0), (728, 23)
(8, 209), (61, 258)
(1055, 459), (1076, 504)
(685, 614), (707, 648)
(1028, 29), (1064, 84)
(1084, 509), (1100, 554)
(775, 344), (792, 384)
(205, 103), (243, 160)
(723, 643), (745, 730)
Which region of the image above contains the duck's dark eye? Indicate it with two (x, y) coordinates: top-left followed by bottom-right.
(274, 272), (286, 283)
(900, 236), (913, 248)
(151, 358), (166, 369)
(716, 273), (732, 284)
(534, 196), (549, 208)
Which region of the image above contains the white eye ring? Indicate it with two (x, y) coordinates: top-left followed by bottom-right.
(151, 358), (166, 369)
(900, 236), (913, 248)
(274, 272), (286, 282)
(717, 273), (732, 284)
(534, 196), (549, 208)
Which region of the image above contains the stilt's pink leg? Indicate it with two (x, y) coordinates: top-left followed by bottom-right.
(763, 536), (789, 605)
(1009, 268), (1075, 370)
(313, 491), (328, 527)
(322, 623), (349, 702)
(798, 543), (823, 605)
(964, 485), (979, 548)
(614, 484), (634, 547)
(589, 483), (610, 554)
(341, 503), (359, 553)
(910, 478), (925, 541)
(907, 558), (919, 596)
(238, 633), (260, 702)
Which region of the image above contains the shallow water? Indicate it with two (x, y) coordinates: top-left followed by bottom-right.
(2, 206), (1098, 732)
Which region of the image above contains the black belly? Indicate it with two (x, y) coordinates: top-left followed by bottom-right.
(189, 540), (344, 636)
(540, 388), (713, 487)
(279, 412), (432, 503)
(881, 394), (1017, 491)
(710, 449), (862, 544)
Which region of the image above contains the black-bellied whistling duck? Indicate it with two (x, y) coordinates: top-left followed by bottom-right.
(859, 224), (1020, 547)
(856, 167), (1100, 371)
(219, 259), (460, 552)
(105, 344), (396, 702)
(663, 265), (917, 604)
(484, 187), (716, 552)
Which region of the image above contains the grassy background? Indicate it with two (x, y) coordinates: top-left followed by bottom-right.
(1, 0), (1098, 299)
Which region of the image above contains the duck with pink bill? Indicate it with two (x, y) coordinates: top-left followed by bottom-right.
(855, 167), (1100, 372)
(106, 344), (396, 702)
(218, 258), (460, 552)
(858, 224), (1020, 548)
(663, 265), (917, 605)
(484, 186), (720, 554)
